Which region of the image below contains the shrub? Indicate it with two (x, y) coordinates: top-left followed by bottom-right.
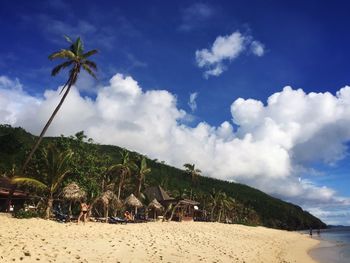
(13, 209), (40, 219)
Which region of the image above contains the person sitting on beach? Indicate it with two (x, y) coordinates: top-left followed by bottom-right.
(124, 210), (133, 221)
(77, 202), (89, 224)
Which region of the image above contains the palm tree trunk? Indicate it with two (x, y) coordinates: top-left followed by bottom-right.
(210, 206), (216, 221)
(45, 197), (53, 219)
(117, 179), (123, 200)
(68, 201), (72, 221)
(22, 74), (74, 173)
(168, 203), (180, 222)
(137, 178), (142, 198)
(217, 208), (222, 222)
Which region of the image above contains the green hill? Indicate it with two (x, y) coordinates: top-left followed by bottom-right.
(0, 124), (326, 230)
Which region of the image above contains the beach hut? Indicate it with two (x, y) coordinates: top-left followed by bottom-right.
(174, 199), (200, 222)
(147, 198), (163, 219)
(143, 186), (176, 207)
(144, 186), (200, 222)
(100, 190), (118, 222)
(124, 193), (143, 215)
(0, 177), (29, 212)
(62, 182), (86, 220)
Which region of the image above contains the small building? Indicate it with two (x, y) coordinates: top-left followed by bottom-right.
(144, 186), (200, 222)
(0, 177), (29, 212)
(172, 199), (200, 222)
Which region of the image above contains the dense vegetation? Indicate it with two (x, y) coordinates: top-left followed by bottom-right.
(0, 124), (326, 230)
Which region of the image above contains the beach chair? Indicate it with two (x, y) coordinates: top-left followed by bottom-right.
(109, 216), (127, 224)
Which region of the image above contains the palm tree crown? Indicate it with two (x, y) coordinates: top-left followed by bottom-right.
(49, 35), (98, 91)
(183, 163), (202, 184)
(22, 36), (97, 172)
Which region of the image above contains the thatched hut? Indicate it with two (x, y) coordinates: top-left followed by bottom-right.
(147, 198), (163, 219)
(62, 183), (86, 220)
(124, 193), (143, 215)
(100, 190), (118, 222)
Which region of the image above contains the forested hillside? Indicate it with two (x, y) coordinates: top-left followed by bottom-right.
(0, 124), (326, 230)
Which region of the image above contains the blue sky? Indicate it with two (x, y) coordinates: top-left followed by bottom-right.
(1, 0), (350, 225)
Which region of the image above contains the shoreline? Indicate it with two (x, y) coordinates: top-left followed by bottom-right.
(309, 236), (350, 263)
(0, 213), (319, 262)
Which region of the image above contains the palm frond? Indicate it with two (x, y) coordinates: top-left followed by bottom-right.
(82, 64), (97, 79)
(84, 60), (97, 70)
(63, 35), (73, 43)
(12, 177), (47, 190)
(48, 49), (76, 60)
(51, 61), (74, 76)
(83, 49), (98, 58)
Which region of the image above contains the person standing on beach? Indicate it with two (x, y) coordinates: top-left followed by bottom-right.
(309, 227), (313, 237)
(77, 202), (89, 224)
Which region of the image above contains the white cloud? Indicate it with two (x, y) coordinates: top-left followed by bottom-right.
(250, 41), (265, 56)
(195, 31), (265, 78)
(179, 3), (214, 31)
(2, 74), (350, 224)
(188, 92), (198, 112)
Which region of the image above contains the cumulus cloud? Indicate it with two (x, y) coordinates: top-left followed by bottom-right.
(2, 74), (350, 224)
(188, 92), (199, 112)
(195, 31), (265, 78)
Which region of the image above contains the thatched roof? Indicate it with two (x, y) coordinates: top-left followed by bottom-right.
(62, 183), (86, 201)
(144, 186), (175, 202)
(148, 198), (163, 210)
(178, 199), (200, 206)
(101, 190), (117, 205)
(124, 193), (143, 208)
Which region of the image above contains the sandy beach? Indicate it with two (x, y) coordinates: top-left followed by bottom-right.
(0, 213), (319, 263)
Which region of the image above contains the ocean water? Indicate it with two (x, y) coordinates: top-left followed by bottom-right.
(309, 227), (350, 263)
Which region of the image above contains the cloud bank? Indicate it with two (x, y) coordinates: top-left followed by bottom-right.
(195, 31), (265, 78)
(1, 73), (350, 224)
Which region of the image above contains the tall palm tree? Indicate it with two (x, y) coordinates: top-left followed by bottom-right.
(109, 150), (136, 201)
(22, 36), (97, 172)
(216, 192), (235, 222)
(183, 163), (202, 185)
(13, 144), (73, 219)
(135, 157), (151, 198)
(208, 188), (222, 221)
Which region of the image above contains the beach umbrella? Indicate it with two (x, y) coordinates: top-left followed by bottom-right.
(62, 182), (86, 219)
(100, 190), (118, 222)
(124, 193), (143, 214)
(148, 198), (163, 219)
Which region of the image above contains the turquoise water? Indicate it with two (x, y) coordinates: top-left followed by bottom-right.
(309, 228), (350, 263)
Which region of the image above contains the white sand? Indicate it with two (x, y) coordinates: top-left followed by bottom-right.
(0, 213), (319, 262)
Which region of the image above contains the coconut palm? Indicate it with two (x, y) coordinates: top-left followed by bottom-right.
(109, 150), (136, 201)
(183, 163), (201, 185)
(13, 144), (73, 219)
(22, 36), (97, 172)
(135, 157), (151, 198)
(216, 192), (235, 222)
(208, 188), (222, 221)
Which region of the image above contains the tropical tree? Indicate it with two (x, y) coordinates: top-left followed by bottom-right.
(135, 157), (151, 198)
(208, 188), (222, 221)
(22, 36), (98, 172)
(216, 192), (235, 223)
(183, 163), (201, 185)
(109, 150), (136, 201)
(13, 144), (74, 219)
